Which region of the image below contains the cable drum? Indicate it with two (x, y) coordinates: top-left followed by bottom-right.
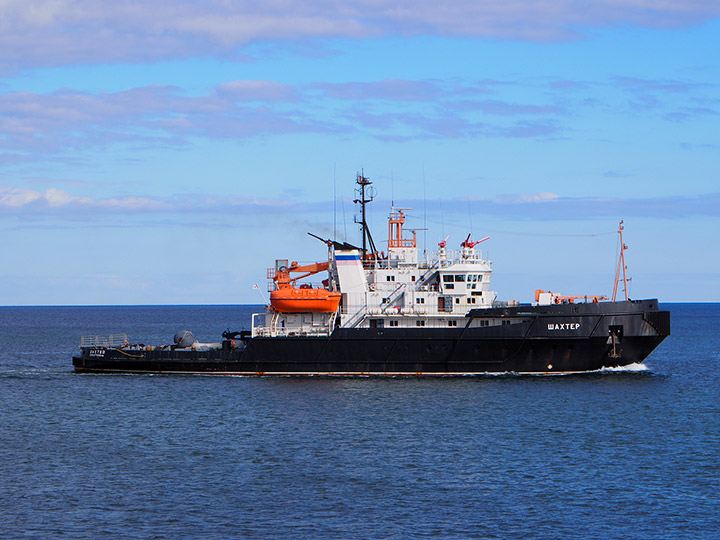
(174, 330), (195, 348)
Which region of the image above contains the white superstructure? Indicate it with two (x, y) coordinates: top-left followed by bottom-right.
(252, 174), (497, 337)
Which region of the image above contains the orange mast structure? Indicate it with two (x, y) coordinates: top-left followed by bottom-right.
(388, 209), (416, 248)
(612, 220), (631, 301)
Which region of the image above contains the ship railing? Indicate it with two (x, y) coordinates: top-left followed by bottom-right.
(250, 326), (333, 338)
(342, 306), (367, 328)
(372, 259), (401, 270)
(251, 313), (263, 338)
(250, 313), (335, 338)
(432, 249), (486, 266)
(79, 333), (128, 348)
(418, 283), (440, 292)
(492, 300), (520, 308)
(266, 280), (325, 292)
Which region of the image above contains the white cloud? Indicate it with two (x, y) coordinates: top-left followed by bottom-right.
(0, 80), (571, 156)
(0, 187), (43, 207)
(508, 192), (559, 203)
(44, 187), (90, 207)
(0, 186), (163, 211)
(3, 186), (718, 222)
(0, 186), (310, 219)
(1, 1), (719, 69)
(476, 192), (560, 204)
(215, 81), (296, 101)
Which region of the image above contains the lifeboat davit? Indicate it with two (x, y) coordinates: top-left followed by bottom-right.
(270, 285), (341, 313)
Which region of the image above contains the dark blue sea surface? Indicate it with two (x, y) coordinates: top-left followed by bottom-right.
(1, 303), (718, 539)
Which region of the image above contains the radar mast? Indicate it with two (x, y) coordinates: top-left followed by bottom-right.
(353, 171), (379, 261)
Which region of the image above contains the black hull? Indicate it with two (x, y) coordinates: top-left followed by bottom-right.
(73, 300), (670, 376)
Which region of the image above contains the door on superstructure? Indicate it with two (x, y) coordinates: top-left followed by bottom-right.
(438, 296), (452, 313)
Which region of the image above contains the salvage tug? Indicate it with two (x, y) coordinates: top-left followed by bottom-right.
(73, 173), (670, 375)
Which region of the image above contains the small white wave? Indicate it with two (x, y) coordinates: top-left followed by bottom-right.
(598, 362), (649, 373)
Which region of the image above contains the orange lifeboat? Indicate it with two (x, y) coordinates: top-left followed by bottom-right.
(270, 286), (341, 313)
(269, 259), (340, 313)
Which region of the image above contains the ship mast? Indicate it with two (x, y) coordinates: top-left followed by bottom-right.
(612, 220), (631, 301)
(353, 171), (378, 260)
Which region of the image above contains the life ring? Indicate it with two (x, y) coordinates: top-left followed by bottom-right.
(369, 283), (376, 291)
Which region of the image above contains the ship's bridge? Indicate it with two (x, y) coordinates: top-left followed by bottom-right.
(436, 256), (494, 306)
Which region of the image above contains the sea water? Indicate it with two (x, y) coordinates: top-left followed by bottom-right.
(0, 304), (718, 539)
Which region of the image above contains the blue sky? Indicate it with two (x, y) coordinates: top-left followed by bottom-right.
(1, 1), (719, 305)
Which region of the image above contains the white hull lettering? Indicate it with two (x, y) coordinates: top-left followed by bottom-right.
(547, 323), (581, 331)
